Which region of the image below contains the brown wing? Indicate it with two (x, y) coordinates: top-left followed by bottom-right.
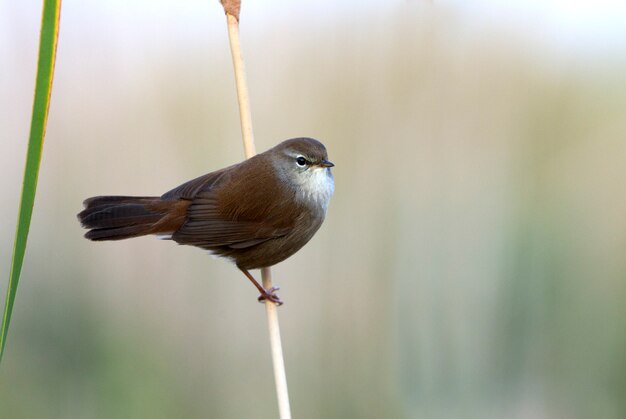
(161, 166), (232, 200)
(172, 194), (291, 249)
(169, 157), (295, 249)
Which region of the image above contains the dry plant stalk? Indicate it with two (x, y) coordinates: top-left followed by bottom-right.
(220, 2), (292, 418)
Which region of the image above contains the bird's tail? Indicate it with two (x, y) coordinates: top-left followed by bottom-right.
(78, 196), (189, 241)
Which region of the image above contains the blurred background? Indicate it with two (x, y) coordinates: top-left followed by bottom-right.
(1, 1), (626, 418)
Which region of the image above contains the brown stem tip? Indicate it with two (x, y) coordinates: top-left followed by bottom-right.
(220, 0), (241, 21)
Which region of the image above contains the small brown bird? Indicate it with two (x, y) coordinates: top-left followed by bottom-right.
(78, 138), (334, 305)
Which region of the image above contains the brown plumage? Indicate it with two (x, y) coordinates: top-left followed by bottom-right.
(78, 138), (335, 304)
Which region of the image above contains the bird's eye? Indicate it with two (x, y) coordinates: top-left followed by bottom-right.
(296, 156), (307, 167)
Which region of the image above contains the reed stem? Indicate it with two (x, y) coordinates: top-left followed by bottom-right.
(221, 2), (292, 418)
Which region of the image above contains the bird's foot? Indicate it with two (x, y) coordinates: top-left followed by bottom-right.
(240, 269), (284, 306)
(257, 286), (283, 306)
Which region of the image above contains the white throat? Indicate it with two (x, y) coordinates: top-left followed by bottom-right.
(297, 167), (334, 212)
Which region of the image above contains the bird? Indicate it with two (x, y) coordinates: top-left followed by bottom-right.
(78, 137), (334, 305)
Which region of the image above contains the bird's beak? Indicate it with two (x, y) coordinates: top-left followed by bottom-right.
(319, 159), (335, 168)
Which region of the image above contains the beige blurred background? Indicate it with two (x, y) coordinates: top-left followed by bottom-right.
(1, 1), (626, 418)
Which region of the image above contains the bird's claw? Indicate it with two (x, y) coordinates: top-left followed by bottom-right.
(258, 286), (283, 306)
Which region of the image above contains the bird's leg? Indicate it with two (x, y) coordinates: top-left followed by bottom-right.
(240, 269), (283, 306)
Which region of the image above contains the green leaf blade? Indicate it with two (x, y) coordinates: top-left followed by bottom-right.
(0, 0), (62, 362)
